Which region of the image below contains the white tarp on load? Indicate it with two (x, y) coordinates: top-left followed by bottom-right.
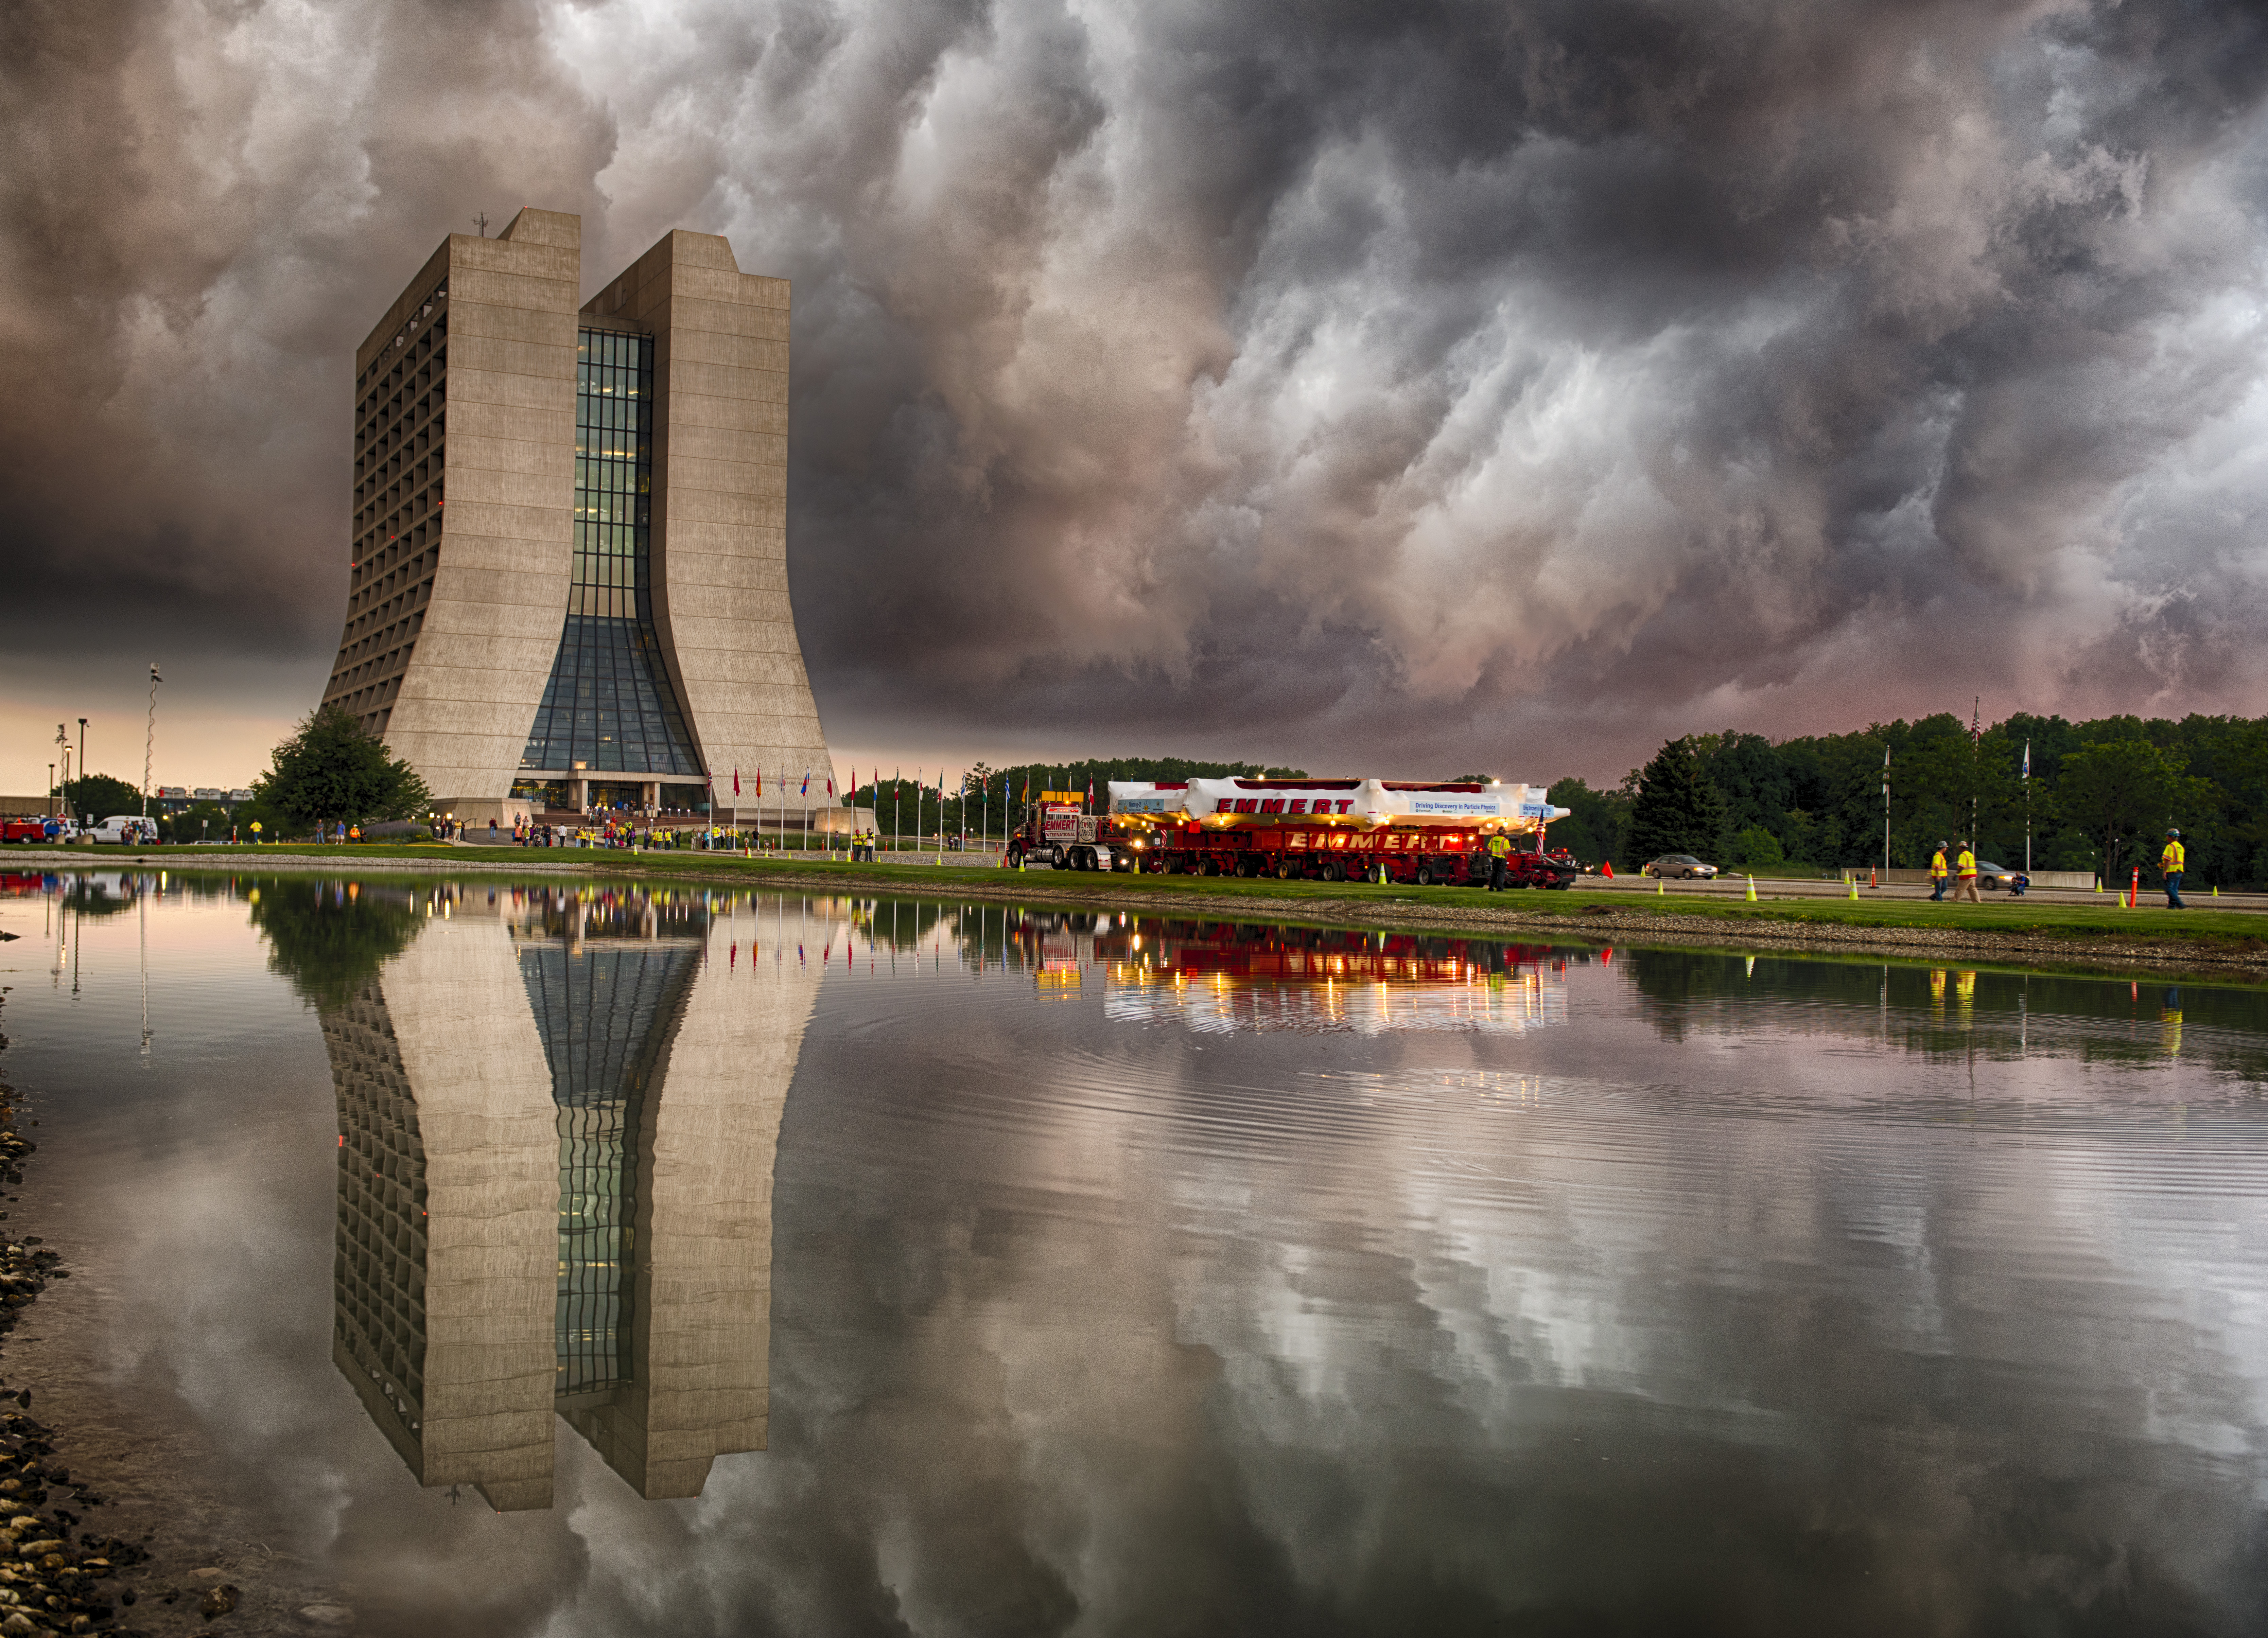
(1107, 778), (1570, 826)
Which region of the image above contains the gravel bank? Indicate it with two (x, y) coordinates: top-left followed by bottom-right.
(0, 1022), (151, 1636)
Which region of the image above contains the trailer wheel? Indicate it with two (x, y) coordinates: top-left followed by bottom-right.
(1051, 845), (1066, 868)
(1199, 857), (1219, 877)
(1415, 864), (1434, 886)
(1274, 860), (1291, 879)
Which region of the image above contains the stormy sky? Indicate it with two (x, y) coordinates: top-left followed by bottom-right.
(5, 0), (2268, 788)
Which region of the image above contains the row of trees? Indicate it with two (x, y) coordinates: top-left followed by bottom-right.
(845, 758), (1308, 841)
(1547, 713), (2268, 884)
(60, 703), (2266, 885)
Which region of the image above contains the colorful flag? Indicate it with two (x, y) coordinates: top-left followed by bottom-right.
(755, 768), (762, 797)
(2022, 740), (2031, 779)
(801, 770), (810, 797)
(732, 767), (740, 796)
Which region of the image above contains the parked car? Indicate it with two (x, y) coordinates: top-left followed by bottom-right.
(1644, 854), (1719, 880)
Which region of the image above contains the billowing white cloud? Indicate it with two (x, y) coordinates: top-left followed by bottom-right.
(5, 0), (2268, 783)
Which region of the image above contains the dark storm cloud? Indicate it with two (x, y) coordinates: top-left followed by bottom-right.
(0, 0), (615, 660)
(7, 0), (2268, 773)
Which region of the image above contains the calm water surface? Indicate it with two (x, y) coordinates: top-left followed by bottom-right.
(3, 869), (2268, 1636)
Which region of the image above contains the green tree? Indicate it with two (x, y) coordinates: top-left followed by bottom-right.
(2053, 737), (2206, 881)
(58, 772), (145, 822)
(1546, 776), (1631, 867)
(1695, 732), (1790, 842)
(253, 705), (431, 835)
(1725, 824), (1786, 869)
(1626, 738), (1732, 863)
(160, 800), (233, 844)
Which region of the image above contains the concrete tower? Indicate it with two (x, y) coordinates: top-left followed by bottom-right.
(323, 208), (828, 826)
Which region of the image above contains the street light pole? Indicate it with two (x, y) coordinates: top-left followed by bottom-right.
(143, 663), (161, 819)
(1882, 745), (1891, 875)
(2023, 738), (2033, 875)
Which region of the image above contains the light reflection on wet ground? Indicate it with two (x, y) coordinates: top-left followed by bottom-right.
(1, 869), (2266, 1636)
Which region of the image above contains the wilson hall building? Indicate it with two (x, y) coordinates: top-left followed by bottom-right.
(324, 207), (830, 825)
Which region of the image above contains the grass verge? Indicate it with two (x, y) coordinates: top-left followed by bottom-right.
(37, 842), (2268, 958)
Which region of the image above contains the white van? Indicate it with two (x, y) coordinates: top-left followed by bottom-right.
(89, 815), (158, 844)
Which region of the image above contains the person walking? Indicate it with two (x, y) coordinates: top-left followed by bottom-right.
(1953, 841), (1983, 904)
(1486, 831), (1513, 890)
(2161, 829), (2187, 909)
(1930, 841), (1950, 901)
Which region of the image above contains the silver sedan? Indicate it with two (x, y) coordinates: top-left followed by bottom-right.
(1644, 854), (1719, 880)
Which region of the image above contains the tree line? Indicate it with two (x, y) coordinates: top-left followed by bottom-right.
(68, 703), (2266, 886)
(1546, 712), (2268, 885)
(845, 757), (1309, 841)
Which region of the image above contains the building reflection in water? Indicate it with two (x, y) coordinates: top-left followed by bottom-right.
(319, 883), (828, 1511)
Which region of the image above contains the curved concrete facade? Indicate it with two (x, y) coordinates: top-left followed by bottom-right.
(324, 884), (832, 1509)
(582, 231), (831, 810)
(322, 208), (830, 825)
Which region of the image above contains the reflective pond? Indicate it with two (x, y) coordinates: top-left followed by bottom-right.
(3, 869), (2268, 1635)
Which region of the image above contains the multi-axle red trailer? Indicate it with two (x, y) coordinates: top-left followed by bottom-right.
(1003, 776), (1580, 886)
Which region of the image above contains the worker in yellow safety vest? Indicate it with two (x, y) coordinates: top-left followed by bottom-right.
(1485, 831), (1513, 891)
(2161, 829), (2187, 909)
(1929, 841), (1950, 902)
(1953, 842), (1982, 904)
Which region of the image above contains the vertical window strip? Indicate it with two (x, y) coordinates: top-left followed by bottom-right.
(522, 330), (698, 776)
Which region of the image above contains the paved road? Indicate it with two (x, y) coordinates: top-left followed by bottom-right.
(1570, 872), (2268, 910)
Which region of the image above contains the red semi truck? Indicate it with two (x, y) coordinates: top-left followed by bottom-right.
(1004, 777), (1580, 886)
(1003, 803), (1149, 871)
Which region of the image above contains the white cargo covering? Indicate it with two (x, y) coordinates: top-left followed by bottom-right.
(1107, 778), (1569, 827)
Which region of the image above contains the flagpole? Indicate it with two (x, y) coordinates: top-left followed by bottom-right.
(1882, 745), (1890, 876)
(2024, 738), (2032, 875)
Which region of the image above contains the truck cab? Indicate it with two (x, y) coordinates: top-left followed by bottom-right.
(1007, 804), (1142, 871)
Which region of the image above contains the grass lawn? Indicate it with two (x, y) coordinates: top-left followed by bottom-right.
(52, 841), (2268, 955)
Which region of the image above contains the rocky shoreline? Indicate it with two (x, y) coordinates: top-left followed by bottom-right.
(15, 848), (2267, 981)
(0, 1031), (159, 1636)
